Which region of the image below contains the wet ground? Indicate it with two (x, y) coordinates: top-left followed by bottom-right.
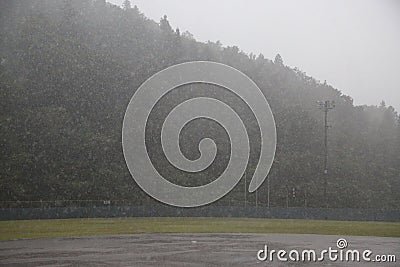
(0, 233), (398, 266)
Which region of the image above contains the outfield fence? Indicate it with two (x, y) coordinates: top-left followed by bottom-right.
(0, 201), (399, 221)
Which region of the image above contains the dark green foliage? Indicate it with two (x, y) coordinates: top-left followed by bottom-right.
(0, 0), (398, 209)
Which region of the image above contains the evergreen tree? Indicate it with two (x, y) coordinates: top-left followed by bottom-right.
(160, 15), (172, 33)
(122, 0), (131, 10)
(274, 53), (283, 65)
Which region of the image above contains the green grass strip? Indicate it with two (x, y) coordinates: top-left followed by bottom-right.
(1, 217), (399, 240)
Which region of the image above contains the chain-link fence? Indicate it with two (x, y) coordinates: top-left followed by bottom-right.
(0, 199), (270, 209)
(1, 201), (399, 222)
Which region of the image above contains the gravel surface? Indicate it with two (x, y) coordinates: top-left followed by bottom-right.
(0, 233), (399, 266)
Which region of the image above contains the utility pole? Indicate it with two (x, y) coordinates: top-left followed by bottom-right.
(304, 186), (307, 208)
(255, 189), (258, 207)
(244, 172), (247, 207)
(317, 100), (335, 208)
(267, 176), (270, 207)
(286, 186), (289, 208)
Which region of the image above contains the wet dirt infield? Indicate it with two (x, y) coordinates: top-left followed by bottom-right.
(1, 233), (399, 266)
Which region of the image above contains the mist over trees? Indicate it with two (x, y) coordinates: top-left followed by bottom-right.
(1, 0), (399, 209)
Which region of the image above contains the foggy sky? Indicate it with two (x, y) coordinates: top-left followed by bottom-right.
(108, 0), (400, 111)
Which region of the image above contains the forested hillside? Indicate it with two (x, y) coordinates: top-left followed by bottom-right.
(1, 0), (399, 209)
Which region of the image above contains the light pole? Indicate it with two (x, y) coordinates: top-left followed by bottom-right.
(255, 188), (258, 207)
(244, 172), (247, 207)
(267, 176), (270, 207)
(317, 100), (335, 208)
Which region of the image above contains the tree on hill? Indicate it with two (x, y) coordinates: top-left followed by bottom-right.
(0, 0), (398, 209)
(274, 53), (283, 65)
(122, 0), (131, 10)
